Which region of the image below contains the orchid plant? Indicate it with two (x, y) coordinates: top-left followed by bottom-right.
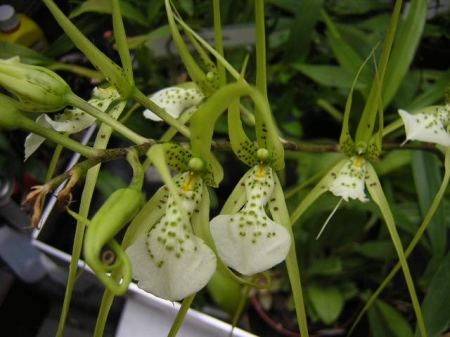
(1, 0), (450, 336)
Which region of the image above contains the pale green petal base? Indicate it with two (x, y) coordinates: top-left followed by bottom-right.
(126, 233), (216, 302)
(210, 213), (291, 275)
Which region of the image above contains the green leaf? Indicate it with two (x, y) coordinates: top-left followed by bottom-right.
(70, 0), (148, 26)
(368, 299), (414, 337)
(307, 257), (343, 277)
(412, 151), (446, 257)
(382, 0), (427, 107)
(307, 283), (344, 325)
(322, 11), (372, 95)
(353, 240), (397, 260)
(0, 41), (52, 66)
(292, 64), (366, 89)
(407, 70), (450, 110)
(126, 25), (171, 50)
(178, 0), (194, 17)
(284, 0), (324, 63)
(418, 250), (450, 337)
(331, 0), (389, 15)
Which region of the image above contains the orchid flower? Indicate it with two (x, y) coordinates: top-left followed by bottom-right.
(328, 155), (369, 202)
(398, 107), (450, 147)
(210, 150), (291, 276)
(143, 85), (205, 121)
(125, 169), (216, 301)
(24, 87), (120, 159)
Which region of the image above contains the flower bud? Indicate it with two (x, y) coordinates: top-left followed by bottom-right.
(0, 57), (73, 112)
(0, 98), (24, 130)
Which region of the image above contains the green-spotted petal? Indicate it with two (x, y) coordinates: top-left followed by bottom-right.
(143, 86), (204, 121)
(328, 156), (368, 202)
(398, 108), (450, 147)
(126, 173), (216, 301)
(210, 165), (291, 275)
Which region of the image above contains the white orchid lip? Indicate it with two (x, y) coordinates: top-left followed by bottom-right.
(398, 108), (450, 147)
(125, 172), (216, 301)
(329, 156), (368, 202)
(143, 86), (205, 121)
(210, 164), (291, 276)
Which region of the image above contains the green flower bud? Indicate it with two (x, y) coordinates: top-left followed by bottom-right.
(0, 98), (23, 130)
(0, 57), (73, 112)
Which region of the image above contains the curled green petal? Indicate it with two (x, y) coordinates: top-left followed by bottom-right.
(191, 82), (283, 173)
(228, 96), (258, 167)
(84, 188), (142, 295)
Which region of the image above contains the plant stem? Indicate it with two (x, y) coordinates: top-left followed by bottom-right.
(131, 87), (191, 139)
(48, 63), (103, 81)
(349, 147), (450, 336)
(67, 94), (148, 144)
(19, 116), (97, 158)
(168, 295), (195, 337)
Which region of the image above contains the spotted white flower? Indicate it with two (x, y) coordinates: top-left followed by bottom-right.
(329, 156), (368, 202)
(398, 107), (450, 147)
(210, 165), (291, 276)
(24, 87), (120, 159)
(143, 86), (205, 121)
(125, 172), (216, 301)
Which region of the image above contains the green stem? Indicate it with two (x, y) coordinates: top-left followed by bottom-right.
(131, 87), (191, 139)
(366, 162), (427, 337)
(57, 99), (128, 336)
(272, 173), (309, 336)
(19, 115), (97, 158)
(46, 143), (64, 182)
(355, 0), (403, 144)
(126, 148), (144, 190)
(94, 276), (120, 337)
(67, 94), (148, 144)
(48, 63), (103, 80)
(56, 172), (97, 336)
(254, 0), (267, 100)
(42, 0), (132, 97)
(111, 0), (134, 85)
(168, 295), (195, 337)
(213, 0), (226, 87)
(349, 148), (450, 336)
